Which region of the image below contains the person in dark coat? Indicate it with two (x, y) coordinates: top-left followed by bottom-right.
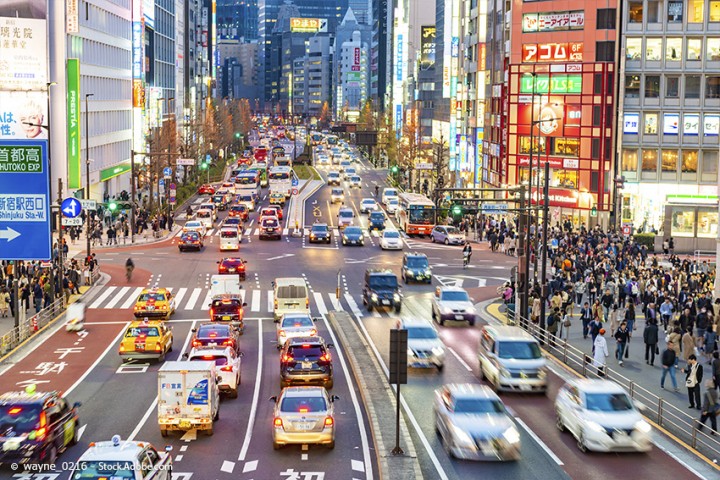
(643, 320), (659, 366)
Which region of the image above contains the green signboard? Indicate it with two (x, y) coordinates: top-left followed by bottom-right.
(100, 162), (131, 182)
(0, 145), (44, 173)
(520, 74), (582, 94)
(67, 58), (81, 189)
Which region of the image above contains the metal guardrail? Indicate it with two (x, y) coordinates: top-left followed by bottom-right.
(0, 296), (67, 356)
(512, 313), (720, 463)
(694, 250), (716, 264)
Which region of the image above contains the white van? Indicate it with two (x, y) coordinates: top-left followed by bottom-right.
(272, 277), (310, 321)
(219, 227), (240, 250)
(196, 209), (214, 230)
(381, 187), (398, 206)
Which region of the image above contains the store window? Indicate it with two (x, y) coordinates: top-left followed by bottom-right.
(647, 0), (663, 22)
(666, 76), (680, 97)
(697, 209), (718, 238)
(645, 112), (659, 133)
(629, 1), (644, 22)
(518, 136), (546, 154)
(711, 1), (720, 21)
(646, 38), (663, 60)
(661, 149), (678, 171)
(552, 138), (580, 157)
(641, 149), (658, 171)
(645, 75), (660, 97)
(688, 0), (705, 22)
(687, 38), (702, 60)
(671, 208), (695, 237)
(707, 76), (720, 98)
(682, 150), (698, 173)
(666, 38), (682, 60)
(686, 75), (702, 98)
(622, 149), (638, 171)
(708, 38), (720, 60)
(552, 170), (578, 189)
(668, 1), (684, 22)
(626, 38), (642, 60)
(626, 75), (641, 97)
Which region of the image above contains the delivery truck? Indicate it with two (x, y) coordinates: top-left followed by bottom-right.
(158, 361), (220, 437)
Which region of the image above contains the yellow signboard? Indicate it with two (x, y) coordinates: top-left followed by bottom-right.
(290, 17), (324, 33)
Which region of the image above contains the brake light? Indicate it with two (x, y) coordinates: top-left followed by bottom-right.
(220, 365), (233, 372)
(274, 299), (278, 309)
(299, 407), (308, 413)
(119, 345), (125, 352)
(8, 407), (21, 415)
(324, 416), (334, 426)
(210, 332), (217, 337)
(238, 308), (243, 315)
(192, 340), (202, 348)
(210, 308), (215, 317)
(222, 340), (231, 346)
(35, 426), (47, 441)
(319, 353), (331, 363)
(155, 344), (162, 351)
(306, 298), (309, 309)
(282, 354), (293, 363)
(273, 417), (283, 427)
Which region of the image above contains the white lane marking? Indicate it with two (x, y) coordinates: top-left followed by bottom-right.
(513, 416), (564, 465)
(447, 347), (473, 372)
(329, 295), (341, 311)
(238, 312), (263, 461)
(282, 228), (289, 236)
(221, 460), (235, 473)
(180, 445), (187, 452)
(313, 292), (328, 315)
(251, 290), (261, 312)
(351, 459), (364, 472)
(301, 453), (308, 460)
(344, 293), (363, 318)
(184, 288), (202, 310)
(64, 321), (131, 396)
(175, 455), (183, 462)
(104, 286), (130, 309)
(120, 287), (145, 309)
(77, 424), (87, 441)
(172, 288), (188, 308)
(128, 320), (197, 442)
(267, 289), (274, 312)
(321, 313), (374, 480)
(242, 460), (258, 473)
(89, 286), (117, 309)
(200, 290), (213, 311)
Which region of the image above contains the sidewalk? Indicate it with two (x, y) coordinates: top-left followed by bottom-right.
(59, 225), (181, 261)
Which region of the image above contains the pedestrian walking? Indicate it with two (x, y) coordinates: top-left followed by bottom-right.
(661, 341), (680, 391)
(683, 354), (703, 409)
(614, 321), (630, 366)
(703, 326), (717, 364)
(580, 302), (592, 339)
(547, 308), (561, 346)
(593, 328), (609, 377)
(698, 379), (718, 435)
(643, 320), (659, 366)
(682, 327), (696, 363)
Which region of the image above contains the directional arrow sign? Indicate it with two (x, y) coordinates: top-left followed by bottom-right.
(163, 166), (172, 177)
(61, 197), (82, 218)
(0, 227), (21, 242)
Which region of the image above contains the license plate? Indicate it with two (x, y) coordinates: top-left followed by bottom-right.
(479, 441), (495, 455)
(228, 268), (236, 273)
(519, 384), (531, 391)
(297, 422), (313, 431)
(302, 361), (312, 369)
(382, 300), (390, 305)
(179, 421), (191, 429)
(135, 344), (145, 351)
(222, 316), (231, 320)
(455, 315), (464, 320)
(147, 306), (155, 311)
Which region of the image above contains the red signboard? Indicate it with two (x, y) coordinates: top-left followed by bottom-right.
(530, 187), (579, 208)
(351, 65), (360, 71)
(519, 157), (564, 169)
(516, 98), (582, 138)
(522, 42), (584, 63)
(354, 47), (360, 65)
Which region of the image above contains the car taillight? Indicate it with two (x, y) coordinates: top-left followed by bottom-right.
(119, 345), (125, 352)
(273, 417), (283, 428)
(274, 299), (278, 309)
(155, 344), (162, 351)
(223, 340), (231, 346)
(282, 354), (293, 363)
(220, 365), (233, 372)
(192, 340), (201, 347)
(219, 267), (226, 272)
(305, 298), (309, 309)
(238, 308), (243, 315)
(324, 417), (334, 427)
(210, 308), (215, 317)
(35, 426), (47, 441)
(319, 353), (331, 363)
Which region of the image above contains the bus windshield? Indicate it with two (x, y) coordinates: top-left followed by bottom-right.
(409, 207), (435, 225)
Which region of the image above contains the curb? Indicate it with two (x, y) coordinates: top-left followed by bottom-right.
(327, 311), (422, 480)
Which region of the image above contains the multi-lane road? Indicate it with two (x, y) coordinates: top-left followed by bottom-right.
(0, 152), (716, 480)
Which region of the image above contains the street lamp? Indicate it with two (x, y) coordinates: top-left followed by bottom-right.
(85, 93), (94, 262)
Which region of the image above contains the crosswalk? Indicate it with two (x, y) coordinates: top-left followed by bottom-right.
(86, 285), (424, 319)
(174, 226), (388, 238)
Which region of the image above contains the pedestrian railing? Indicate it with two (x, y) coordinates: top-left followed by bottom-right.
(514, 314), (720, 463)
(0, 296), (67, 357)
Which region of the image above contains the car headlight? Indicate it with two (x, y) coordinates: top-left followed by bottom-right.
(498, 366), (511, 379)
(538, 367), (548, 379)
(634, 420), (651, 434)
(424, 269), (432, 275)
(441, 306), (453, 315)
(406, 269), (414, 276)
(431, 346), (444, 356)
(450, 425), (475, 447)
(393, 293), (401, 302)
(584, 421), (606, 433)
(502, 426), (521, 444)
(371, 293), (378, 301)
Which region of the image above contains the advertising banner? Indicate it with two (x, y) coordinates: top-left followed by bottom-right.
(704, 114), (720, 136)
(519, 74), (582, 94)
(624, 113), (640, 134)
(66, 59), (82, 189)
(522, 42), (584, 63)
(0, 15), (47, 90)
(663, 113), (680, 135)
(0, 91), (48, 140)
(516, 98), (581, 137)
(522, 11), (584, 32)
(420, 26), (436, 70)
(683, 114), (699, 135)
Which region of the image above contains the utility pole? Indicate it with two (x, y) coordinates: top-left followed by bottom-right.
(85, 93), (94, 261)
(57, 178), (65, 300)
(516, 184), (527, 322)
(538, 162), (550, 337)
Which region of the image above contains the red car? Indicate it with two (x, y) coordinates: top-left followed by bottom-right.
(228, 204), (249, 221)
(218, 257), (248, 281)
(237, 156), (253, 166)
(198, 184), (215, 195)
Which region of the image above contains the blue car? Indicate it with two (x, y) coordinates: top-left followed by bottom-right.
(341, 226), (365, 246)
(368, 211), (386, 231)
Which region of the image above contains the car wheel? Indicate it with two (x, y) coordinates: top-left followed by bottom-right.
(160, 429), (168, 437)
(326, 440), (335, 449)
(206, 427), (214, 436)
(168, 342), (173, 352)
(436, 363), (444, 372)
(326, 379), (334, 390)
(469, 319), (475, 326)
(577, 432), (588, 453)
(158, 350), (166, 362)
(213, 408), (220, 421)
(273, 441), (282, 450)
(431, 308), (436, 321)
(442, 435), (455, 458)
(44, 445), (58, 465)
(366, 302), (373, 312)
(555, 411), (566, 432)
(431, 236), (435, 243)
(394, 305), (401, 313)
(444, 238), (449, 245)
(229, 387), (238, 399)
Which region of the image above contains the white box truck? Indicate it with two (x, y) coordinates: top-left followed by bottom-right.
(158, 361), (220, 437)
(210, 274), (242, 297)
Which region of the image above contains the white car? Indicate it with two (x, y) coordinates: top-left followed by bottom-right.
(186, 346), (242, 398)
(277, 313), (317, 348)
(555, 379), (652, 453)
(434, 384), (521, 461)
(359, 198), (378, 214)
(380, 230), (403, 250)
(344, 167), (357, 180)
(71, 435), (173, 479)
(399, 318), (445, 370)
(349, 175), (362, 188)
(385, 197), (399, 213)
(195, 208), (214, 230)
(431, 286), (478, 326)
(199, 202), (218, 221)
(337, 207), (354, 229)
(183, 220), (207, 237)
(330, 187), (344, 203)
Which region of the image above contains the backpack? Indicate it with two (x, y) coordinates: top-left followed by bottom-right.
(631, 283), (639, 295)
(563, 259), (572, 271)
(547, 314), (556, 327)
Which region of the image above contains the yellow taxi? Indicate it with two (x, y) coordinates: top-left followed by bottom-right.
(133, 288), (176, 320)
(119, 319), (173, 361)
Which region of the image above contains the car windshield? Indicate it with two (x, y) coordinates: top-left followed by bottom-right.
(389, 199), (399, 206)
(368, 275), (397, 289)
(329, 173), (339, 178)
(584, 393), (634, 412)
(453, 398), (506, 414)
(221, 259), (242, 267)
(406, 326), (438, 339)
(497, 341), (542, 360)
(71, 461), (136, 479)
(224, 218), (240, 224)
(240, 195), (253, 202)
(126, 326), (160, 337)
(370, 213), (384, 220)
(186, 222), (201, 228)
(280, 396), (327, 413)
(190, 355), (228, 366)
(441, 291), (470, 302)
(345, 227), (362, 235)
(331, 189), (343, 195)
(282, 316), (314, 328)
(384, 231), (400, 238)
(231, 206), (246, 212)
(212, 196), (223, 202)
(406, 257), (428, 268)
(339, 210), (353, 218)
(0, 405), (41, 434)
(362, 201), (375, 207)
(182, 233), (199, 241)
(444, 226), (459, 234)
(351, 176), (360, 182)
(408, 207), (435, 224)
(138, 293), (166, 302)
(311, 225), (328, 233)
(197, 211), (211, 218)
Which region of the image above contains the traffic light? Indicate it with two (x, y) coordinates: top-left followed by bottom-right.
(200, 162), (208, 170)
(391, 165), (398, 174)
(108, 202), (117, 212)
(590, 206), (597, 217)
(235, 132), (240, 138)
(452, 204), (462, 216)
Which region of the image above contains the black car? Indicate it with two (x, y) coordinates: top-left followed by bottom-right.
(309, 223), (332, 244)
(402, 252), (432, 284)
(0, 387), (80, 465)
(368, 211), (386, 231)
(222, 217), (243, 232)
(341, 226), (364, 246)
(192, 322), (242, 351)
(178, 231), (204, 251)
(362, 269), (402, 312)
(259, 218), (282, 240)
(209, 297), (247, 333)
(280, 337), (334, 389)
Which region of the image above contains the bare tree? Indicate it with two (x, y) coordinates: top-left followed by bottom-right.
(398, 109), (420, 190)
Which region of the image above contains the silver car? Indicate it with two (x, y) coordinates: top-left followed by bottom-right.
(277, 313), (317, 348)
(434, 384), (521, 461)
(431, 225), (466, 245)
(271, 386), (338, 449)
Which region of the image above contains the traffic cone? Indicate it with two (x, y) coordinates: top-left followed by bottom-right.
(31, 317), (38, 332)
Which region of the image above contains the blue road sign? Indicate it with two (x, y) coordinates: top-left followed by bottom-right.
(61, 197), (82, 218)
(163, 166), (172, 177)
(292, 177), (299, 187)
(159, 178), (165, 187)
(206, 154), (212, 162)
(0, 140), (51, 260)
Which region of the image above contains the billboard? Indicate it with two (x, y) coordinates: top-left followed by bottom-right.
(290, 17), (327, 33)
(420, 26), (436, 70)
(0, 14), (47, 90)
(517, 98), (581, 137)
(522, 42), (584, 62)
(624, 113), (640, 134)
(522, 11), (584, 32)
(0, 91), (48, 140)
(519, 74), (582, 94)
(66, 59), (82, 189)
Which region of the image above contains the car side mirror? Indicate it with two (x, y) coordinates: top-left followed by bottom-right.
(242, 302), (248, 307)
(313, 317), (320, 322)
(243, 260), (248, 264)
(73, 401), (82, 408)
(470, 298), (475, 303)
(181, 353), (189, 360)
(238, 351), (244, 357)
(271, 281), (276, 288)
(327, 343), (334, 348)
(331, 395), (340, 402)
(269, 396), (278, 402)
(216, 261), (221, 264)
(634, 400), (647, 412)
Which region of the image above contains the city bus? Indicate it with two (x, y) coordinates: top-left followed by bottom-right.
(235, 170), (261, 200)
(268, 166), (293, 198)
(246, 163), (268, 188)
(395, 192), (436, 236)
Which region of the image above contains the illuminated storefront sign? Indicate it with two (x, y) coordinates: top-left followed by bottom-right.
(624, 113), (640, 134)
(663, 113), (680, 135)
(290, 17), (326, 33)
(420, 26), (436, 69)
(530, 187), (579, 208)
(519, 74), (582, 94)
(517, 99), (581, 137)
(522, 42), (583, 62)
(683, 114), (699, 135)
(704, 114), (720, 136)
(475, 129), (483, 184)
(66, 59), (81, 189)
(522, 11), (584, 32)
(0, 15), (47, 90)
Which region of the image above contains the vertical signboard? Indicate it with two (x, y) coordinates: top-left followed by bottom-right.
(66, 0), (79, 33)
(420, 26), (436, 70)
(66, 59), (81, 189)
(0, 140), (51, 260)
(132, 0), (145, 153)
(0, 8), (47, 91)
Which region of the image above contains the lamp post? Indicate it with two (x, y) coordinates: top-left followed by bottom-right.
(85, 93), (94, 261)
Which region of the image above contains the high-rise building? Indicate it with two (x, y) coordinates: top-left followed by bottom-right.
(348, 0), (371, 24)
(218, 0), (259, 41)
(334, 9), (372, 118)
(371, 0), (391, 107)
